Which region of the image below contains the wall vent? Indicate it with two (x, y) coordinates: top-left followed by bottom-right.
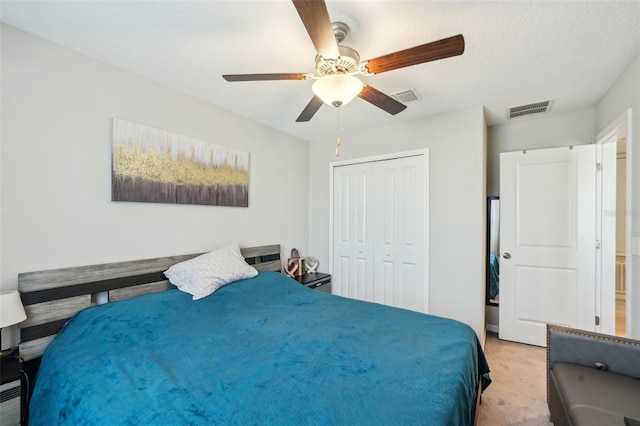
(390, 88), (421, 103)
(508, 99), (554, 119)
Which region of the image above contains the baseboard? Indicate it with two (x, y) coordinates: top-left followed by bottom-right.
(486, 324), (499, 333)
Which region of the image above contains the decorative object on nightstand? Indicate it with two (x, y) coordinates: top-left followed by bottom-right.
(0, 290), (26, 426)
(285, 248), (305, 278)
(305, 257), (319, 273)
(284, 258), (300, 277)
(283, 250), (327, 289)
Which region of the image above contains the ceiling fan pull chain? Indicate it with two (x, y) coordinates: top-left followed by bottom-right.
(335, 109), (341, 156)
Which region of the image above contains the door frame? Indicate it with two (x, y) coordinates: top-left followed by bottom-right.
(595, 108), (632, 336)
(328, 149), (430, 298)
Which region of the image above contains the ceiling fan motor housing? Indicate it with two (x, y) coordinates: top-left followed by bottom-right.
(315, 45), (360, 76)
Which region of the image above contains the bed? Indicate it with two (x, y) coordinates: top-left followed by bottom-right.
(19, 244), (490, 425)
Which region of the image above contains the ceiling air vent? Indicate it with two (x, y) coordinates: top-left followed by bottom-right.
(390, 88), (421, 103)
(508, 99), (554, 119)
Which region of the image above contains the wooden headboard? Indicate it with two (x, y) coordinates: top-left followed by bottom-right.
(18, 244), (281, 361)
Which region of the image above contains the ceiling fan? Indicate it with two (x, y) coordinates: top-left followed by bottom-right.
(223, 0), (465, 122)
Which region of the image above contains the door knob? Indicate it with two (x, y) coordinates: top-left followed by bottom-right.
(503, 252), (511, 259)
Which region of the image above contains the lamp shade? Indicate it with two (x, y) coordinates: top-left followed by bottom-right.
(0, 290), (27, 328)
(312, 74), (364, 107)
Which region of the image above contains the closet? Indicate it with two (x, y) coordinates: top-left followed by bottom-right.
(331, 152), (429, 313)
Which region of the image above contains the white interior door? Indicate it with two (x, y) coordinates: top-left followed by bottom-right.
(332, 154), (428, 313)
(499, 145), (596, 346)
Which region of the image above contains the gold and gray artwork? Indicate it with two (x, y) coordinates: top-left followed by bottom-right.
(112, 118), (249, 207)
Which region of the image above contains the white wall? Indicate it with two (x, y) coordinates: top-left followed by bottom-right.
(0, 25), (309, 345)
(308, 106), (487, 339)
(595, 54), (640, 339)
(487, 109), (595, 196)
(485, 108), (596, 330)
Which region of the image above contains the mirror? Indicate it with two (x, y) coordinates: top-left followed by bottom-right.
(486, 196), (500, 306)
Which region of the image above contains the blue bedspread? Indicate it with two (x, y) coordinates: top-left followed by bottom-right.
(30, 271), (490, 425)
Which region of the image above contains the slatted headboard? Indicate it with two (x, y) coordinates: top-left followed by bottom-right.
(18, 244), (281, 361)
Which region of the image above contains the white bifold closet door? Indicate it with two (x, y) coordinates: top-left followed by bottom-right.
(332, 153), (428, 313)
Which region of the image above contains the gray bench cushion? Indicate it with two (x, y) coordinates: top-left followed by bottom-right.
(551, 362), (640, 425)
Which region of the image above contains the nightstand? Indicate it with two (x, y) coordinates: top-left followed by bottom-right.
(294, 272), (331, 293)
(0, 354), (21, 426)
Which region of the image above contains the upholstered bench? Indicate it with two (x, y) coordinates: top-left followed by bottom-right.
(547, 324), (640, 426)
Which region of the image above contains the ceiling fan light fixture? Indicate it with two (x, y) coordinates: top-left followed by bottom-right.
(312, 74), (364, 107)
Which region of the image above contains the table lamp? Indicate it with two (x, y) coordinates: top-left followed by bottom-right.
(0, 290), (27, 357)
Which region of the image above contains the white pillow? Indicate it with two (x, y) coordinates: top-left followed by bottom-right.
(164, 243), (258, 300)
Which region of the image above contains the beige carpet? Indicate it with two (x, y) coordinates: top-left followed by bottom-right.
(476, 332), (552, 426)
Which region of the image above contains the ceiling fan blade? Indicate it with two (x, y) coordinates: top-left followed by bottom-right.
(296, 96), (324, 122)
(292, 0), (340, 59)
(223, 73), (308, 82)
(358, 85), (407, 115)
(363, 34), (465, 75)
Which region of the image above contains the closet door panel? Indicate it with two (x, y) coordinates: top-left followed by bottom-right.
(400, 158), (426, 312)
(333, 153), (428, 313)
(381, 167), (396, 247)
(401, 166), (417, 247)
(380, 260), (396, 305)
(372, 156), (426, 312)
(400, 262), (417, 311)
(373, 163), (398, 307)
(337, 255), (350, 298)
(333, 164), (374, 299)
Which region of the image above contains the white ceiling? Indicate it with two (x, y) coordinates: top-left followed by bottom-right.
(1, 1), (639, 142)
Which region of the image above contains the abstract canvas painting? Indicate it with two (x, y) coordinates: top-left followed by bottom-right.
(112, 118), (249, 207)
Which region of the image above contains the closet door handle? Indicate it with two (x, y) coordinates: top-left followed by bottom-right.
(503, 252), (511, 260)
